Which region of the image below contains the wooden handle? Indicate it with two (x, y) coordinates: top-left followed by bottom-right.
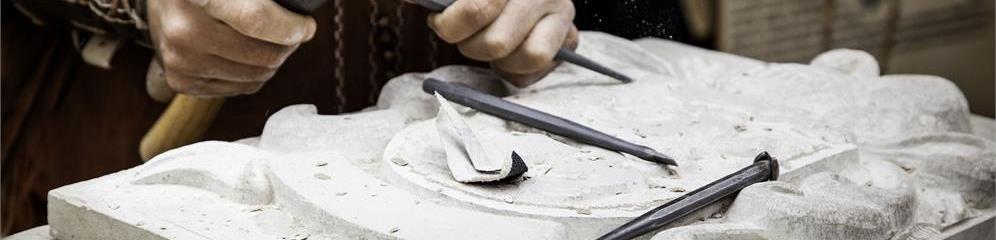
(140, 95), (225, 161)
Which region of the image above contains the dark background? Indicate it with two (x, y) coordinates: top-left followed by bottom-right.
(574, 0), (702, 45)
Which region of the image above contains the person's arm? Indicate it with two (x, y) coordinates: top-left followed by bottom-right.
(11, 0), (150, 45)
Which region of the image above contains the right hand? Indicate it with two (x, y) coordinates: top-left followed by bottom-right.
(146, 0), (317, 98)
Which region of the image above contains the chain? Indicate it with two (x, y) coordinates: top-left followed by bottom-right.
(87, 0), (146, 29)
(366, 0), (382, 105)
(332, 0), (347, 113)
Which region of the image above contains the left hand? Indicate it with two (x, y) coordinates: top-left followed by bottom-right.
(427, 0), (579, 87)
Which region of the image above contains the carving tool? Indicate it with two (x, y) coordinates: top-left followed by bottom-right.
(423, 78), (677, 166)
(140, 0), (330, 161)
(412, 0), (634, 83)
(597, 152), (780, 240)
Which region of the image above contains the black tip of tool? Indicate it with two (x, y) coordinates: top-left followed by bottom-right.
(648, 151), (678, 166)
(606, 70), (634, 83)
(754, 152), (779, 181)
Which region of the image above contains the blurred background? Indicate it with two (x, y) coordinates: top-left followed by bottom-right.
(2, 0), (993, 236)
(576, 0), (995, 117)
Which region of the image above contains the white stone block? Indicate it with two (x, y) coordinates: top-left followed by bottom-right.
(37, 32), (993, 240)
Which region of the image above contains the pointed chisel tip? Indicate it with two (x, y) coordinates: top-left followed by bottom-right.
(648, 151), (678, 166)
(610, 71), (634, 83)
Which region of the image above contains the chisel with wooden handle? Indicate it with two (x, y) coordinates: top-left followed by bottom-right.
(139, 0), (330, 161)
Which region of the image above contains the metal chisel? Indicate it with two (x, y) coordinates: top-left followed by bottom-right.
(597, 152), (779, 240)
(423, 78), (677, 166)
(412, 0), (634, 83)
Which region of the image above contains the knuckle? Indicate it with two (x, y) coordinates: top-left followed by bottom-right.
(160, 51), (188, 72)
(465, 0), (501, 27)
(523, 45), (554, 64)
(162, 19), (194, 42)
(482, 35), (515, 59)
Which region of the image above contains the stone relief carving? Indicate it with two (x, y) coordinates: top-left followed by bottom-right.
(45, 32), (994, 240)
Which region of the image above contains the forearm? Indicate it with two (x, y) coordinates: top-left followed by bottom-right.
(11, 0), (150, 46)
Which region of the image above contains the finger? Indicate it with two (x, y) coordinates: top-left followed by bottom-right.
(164, 3), (299, 68)
(146, 59), (176, 103)
(493, 62), (558, 87)
(565, 25), (579, 50)
(191, 0), (317, 45)
(202, 22), (299, 68)
(166, 73), (265, 97)
(160, 45), (278, 83)
(427, 0), (507, 43)
(492, 13), (572, 75)
(457, 0), (565, 61)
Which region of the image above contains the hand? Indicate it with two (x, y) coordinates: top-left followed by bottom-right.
(427, 0), (579, 87)
(146, 0), (317, 97)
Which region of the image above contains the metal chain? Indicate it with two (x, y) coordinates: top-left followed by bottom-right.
(392, 2), (405, 76)
(366, 0), (382, 105)
(332, 0), (347, 113)
(87, 0), (146, 29)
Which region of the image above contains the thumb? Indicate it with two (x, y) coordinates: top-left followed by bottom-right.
(146, 59), (176, 103)
(189, 0), (317, 45)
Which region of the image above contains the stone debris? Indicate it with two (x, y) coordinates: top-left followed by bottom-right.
(645, 177), (669, 189)
(734, 124), (748, 132)
(314, 173), (331, 180)
(576, 208), (593, 215)
(633, 128), (648, 138)
(280, 233), (311, 240)
(390, 157), (408, 167)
